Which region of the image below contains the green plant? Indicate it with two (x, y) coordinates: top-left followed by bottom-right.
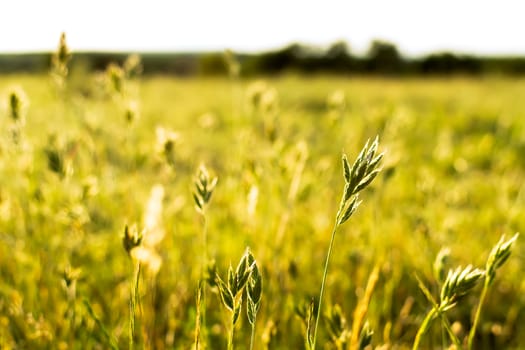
(413, 265), (485, 349)
(6, 87), (28, 145)
(50, 32), (71, 91)
(325, 304), (350, 350)
(193, 164), (218, 348)
(468, 233), (519, 349)
(214, 248), (259, 350)
(247, 258), (262, 350)
(311, 137), (383, 350)
(123, 224), (143, 349)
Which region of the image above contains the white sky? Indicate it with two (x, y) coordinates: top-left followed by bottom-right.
(1, 0), (525, 56)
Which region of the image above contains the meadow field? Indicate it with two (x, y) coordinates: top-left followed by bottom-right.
(0, 66), (524, 349)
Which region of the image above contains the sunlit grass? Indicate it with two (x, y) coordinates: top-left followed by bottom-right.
(0, 71), (523, 349)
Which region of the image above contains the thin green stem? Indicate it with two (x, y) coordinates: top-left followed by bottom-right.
(312, 221), (339, 349)
(201, 213), (208, 347)
(67, 286), (76, 347)
(129, 261), (141, 350)
(437, 310), (462, 349)
(468, 280), (489, 350)
(228, 316), (235, 350)
(413, 307), (437, 350)
(441, 323), (446, 350)
(83, 299), (119, 350)
(202, 212), (209, 261)
(250, 321), (256, 350)
(129, 292), (133, 350)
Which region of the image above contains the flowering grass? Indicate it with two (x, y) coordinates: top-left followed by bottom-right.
(0, 71), (523, 349)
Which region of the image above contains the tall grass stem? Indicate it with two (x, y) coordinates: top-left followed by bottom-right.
(467, 279), (489, 350)
(312, 222), (339, 349)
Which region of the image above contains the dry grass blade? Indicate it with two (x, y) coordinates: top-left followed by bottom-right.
(349, 263), (380, 350)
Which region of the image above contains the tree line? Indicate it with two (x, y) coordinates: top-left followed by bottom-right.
(2, 40), (525, 76)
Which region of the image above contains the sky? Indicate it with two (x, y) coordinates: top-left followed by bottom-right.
(1, 0), (525, 57)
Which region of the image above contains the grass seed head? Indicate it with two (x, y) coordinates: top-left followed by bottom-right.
(8, 88), (28, 124)
(247, 259), (262, 325)
(486, 233), (519, 285)
(155, 126), (180, 165)
(54, 32), (71, 68)
(123, 54), (143, 79)
(433, 247), (451, 285)
(235, 249), (252, 293)
(123, 224), (143, 255)
(337, 137), (383, 225)
(51, 32), (71, 88)
(440, 265), (484, 308)
(193, 164), (218, 213)
(125, 99), (140, 124)
(223, 49), (240, 78)
(62, 265), (81, 288)
(325, 304), (350, 346)
(358, 321), (373, 350)
(107, 63), (125, 95)
(216, 275), (235, 311)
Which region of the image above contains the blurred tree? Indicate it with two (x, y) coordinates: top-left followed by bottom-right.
(325, 41), (356, 72)
(326, 41), (350, 59)
(366, 40), (403, 74)
(243, 44), (300, 74)
(420, 52), (481, 75)
(198, 53), (228, 75)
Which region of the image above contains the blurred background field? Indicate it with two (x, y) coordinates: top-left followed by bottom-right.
(0, 67), (524, 348)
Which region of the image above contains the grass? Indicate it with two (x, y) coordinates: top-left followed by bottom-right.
(0, 70), (523, 349)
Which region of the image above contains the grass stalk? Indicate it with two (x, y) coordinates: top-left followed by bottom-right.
(129, 261), (141, 350)
(437, 311), (462, 349)
(312, 138), (383, 350)
(194, 283), (203, 350)
(312, 221), (339, 349)
(468, 233), (518, 349)
(250, 318), (257, 350)
(467, 277), (488, 350)
(200, 214), (209, 348)
(228, 318), (235, 350)
(193, 165), (217, 348)
(412, 307), (437, 350)
(83, 299), (119, 350)
(349, 263), (380, 350)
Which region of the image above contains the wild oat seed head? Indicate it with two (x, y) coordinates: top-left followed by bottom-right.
(55, 32), (71, 66)
(247, 256), (262, 325)
(51, 32), (71, 84)
(123, 224), (143, 255)
(440, 265), (484, 308)
(62, 265), (81, 287)
(486, 233), (519, 285)
(216, 274), (234, 311)
(325, 304), (349, 344)
(107, 63), (125, 95)
(7, 87), (28, 124)
(358, 321), (374, 350)
(433, 247), (451, 284)
(223, 49), (240, 78)
(246, 80), (269, 108)
(125, 100), (140, 123)
(193, 164), (218, 212)
(248, 261), (262, 305)
(155, 126), (180, 157)
(337, 137), (383, 225)
(123, 54), (143, 79)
